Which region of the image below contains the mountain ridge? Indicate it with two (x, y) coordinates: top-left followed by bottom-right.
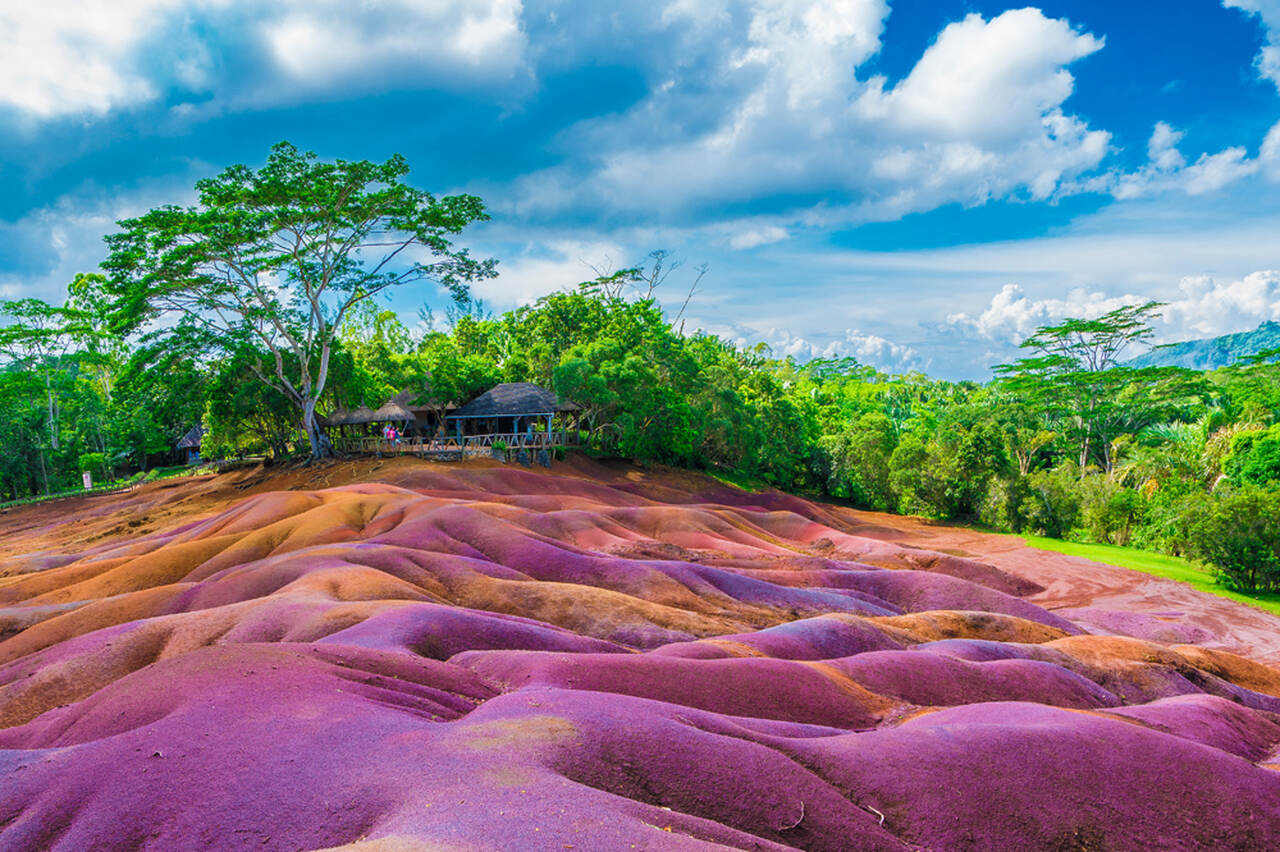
(1129, 320), (1280, 370)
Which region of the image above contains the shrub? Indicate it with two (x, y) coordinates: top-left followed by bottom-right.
(78, 452), (106, 475)
(1182, 488), (1280, 592)
(1224, 424), (1280, 487)
(1080, 477), (1145, 546)
(978, 476), (1031, 532)
(1020, 466), (1083, 539)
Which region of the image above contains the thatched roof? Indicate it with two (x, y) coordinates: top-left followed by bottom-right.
(448, 383), (577, 419)
(176, 424), (204, 450)
(323, 390), (440, 426)
(321, 405), (378, 426)
(369, 397), (414, 422)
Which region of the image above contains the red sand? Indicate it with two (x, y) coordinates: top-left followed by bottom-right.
(1, 456), (1279, 851)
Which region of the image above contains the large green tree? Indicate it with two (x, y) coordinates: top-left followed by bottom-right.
(102, 142), (495, 459)
(996, 302), (1206, 473)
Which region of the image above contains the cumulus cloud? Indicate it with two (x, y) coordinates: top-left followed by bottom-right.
(1224, 0), (1280, 89)
(946, 283), (1139, 344)
(862, 9), (1102, 143)
(1163, 271), (1280, 337)
(1108, 121), (1262, 199)
(697, 321), (925, 373)
(506, 5), (1111, 225)
(0, 1), (197, 117)
(0, 1), (527, 119)
(949, 272), (1280, 348)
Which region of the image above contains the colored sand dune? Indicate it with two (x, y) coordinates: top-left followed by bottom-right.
(2, 458), (1280, 850)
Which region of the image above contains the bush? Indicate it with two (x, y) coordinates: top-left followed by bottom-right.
(1020, 466), (1083, 539)
(1080, 477), (1145, 546)
(1224, 424), (1280, 487)
(78, 452), (106, 475)
(1182, 488), (1280, 592)
(978, 476), (1031, 532)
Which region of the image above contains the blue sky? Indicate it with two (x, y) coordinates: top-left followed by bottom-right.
(2, 0), (1280, 378)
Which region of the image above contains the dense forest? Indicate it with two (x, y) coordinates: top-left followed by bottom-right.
(2, 144), (1279, 597)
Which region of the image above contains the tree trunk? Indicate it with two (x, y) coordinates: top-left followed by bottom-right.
(45, 374), (59, 451)
(301, 398), (331, 460)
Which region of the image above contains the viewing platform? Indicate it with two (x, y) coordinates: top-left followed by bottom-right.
(331, 430), (580, 462)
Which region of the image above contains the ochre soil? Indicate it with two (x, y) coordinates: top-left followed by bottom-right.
(1, 456), (1278, 851)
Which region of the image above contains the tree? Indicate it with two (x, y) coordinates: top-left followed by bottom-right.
(410, 335), (501, 432)
(1183, 488), (1280, 592)
(103, 141), (495, 460)
(0, 297), (92, 452)
(996, 302), (1206, 473)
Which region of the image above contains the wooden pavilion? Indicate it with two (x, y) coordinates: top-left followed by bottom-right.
(324, 382), (578, 458)
(446, 382), (577, 444)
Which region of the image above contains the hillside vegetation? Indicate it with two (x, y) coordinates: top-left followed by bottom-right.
(2, 144), (1279, 603)
(1129, 320), (1280, 370)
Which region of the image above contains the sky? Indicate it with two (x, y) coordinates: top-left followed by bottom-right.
(2, 0), (1279, 379)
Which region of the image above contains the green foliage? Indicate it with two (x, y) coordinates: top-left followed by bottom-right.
(822, 412), (897, 510)
(1020, 466), (1084, 539)
(102, 141), (493, 458)
(1223, 424), (1280, 487)
(2, 147), (1279, 609)
(1079, 477), (1145, 546)
(1181, 488), (1280, 592)
(78, 452), (106, 475)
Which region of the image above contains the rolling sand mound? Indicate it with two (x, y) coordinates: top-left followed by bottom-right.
(3, 456), (1280, 850)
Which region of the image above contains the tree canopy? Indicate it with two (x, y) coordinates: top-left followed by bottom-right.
(102, 141), (494, 458)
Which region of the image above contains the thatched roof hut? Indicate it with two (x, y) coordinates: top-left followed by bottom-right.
(320, 405), (378, 427)
(176, 424), (204, 450)
(322, 390), (454, 428)
(369, 390), (415, 422)
(447, 383), (577, 421)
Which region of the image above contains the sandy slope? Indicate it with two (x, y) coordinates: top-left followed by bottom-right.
(1, 457), (1278, 851)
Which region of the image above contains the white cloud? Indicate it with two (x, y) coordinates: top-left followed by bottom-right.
(947, 283), (1138, 344)
(509, 6), (1112, 226)
(0, 1), (199, 117)
(1148, 122), (1186, 171)
(863, 9), (1102, 143)
(728, 226), (789, 250)
(949, 272), (1280, 348)
(1224, 0), (1280, 89)
(1109, 122), (1261, 199)
(263, 0), (526, 88)
(0, 0), (527, 119)
(1182, 146), (1259, 194)
(1162, 270), (1280, 337)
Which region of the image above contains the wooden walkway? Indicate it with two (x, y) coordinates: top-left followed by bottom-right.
(332, 432), (579, 461)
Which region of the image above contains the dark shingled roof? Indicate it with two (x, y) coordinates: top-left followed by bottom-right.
(448, 383), (577, 419)
(176, 424), (204, 449)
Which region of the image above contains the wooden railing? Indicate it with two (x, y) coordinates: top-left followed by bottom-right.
(332, 431), (580, 458)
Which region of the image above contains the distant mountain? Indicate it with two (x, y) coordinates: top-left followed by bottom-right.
(1128, 321), (1280, 370)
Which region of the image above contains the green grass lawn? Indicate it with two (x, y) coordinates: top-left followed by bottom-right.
(1022, 534), (1280, 618)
